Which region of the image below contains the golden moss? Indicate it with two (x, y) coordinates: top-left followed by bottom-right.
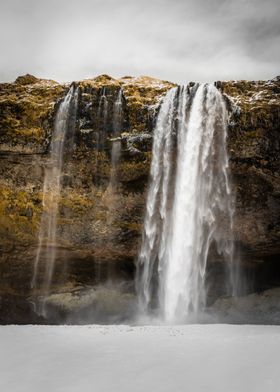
(119, 153), (151, 181)
(59, 193), (94, 213)
(0, 185), (42, 244)
(0, 78), (66, 147)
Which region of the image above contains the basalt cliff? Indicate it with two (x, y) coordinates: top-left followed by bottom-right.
(0, 74), (279, 323)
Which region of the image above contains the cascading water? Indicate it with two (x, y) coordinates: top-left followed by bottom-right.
(136, 87), (177, 313)
(113, 88), (123, 131)
(108, 88), (123, 192)
(137, 83), (235, 323)
(98, 87), (109, 148)
(94, 87), (109, 186)
(95, 87), (125, 283)
(96, 86), (123, 189)
(32, 85), (79, 314)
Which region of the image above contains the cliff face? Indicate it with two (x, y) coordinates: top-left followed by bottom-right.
(0, 74), (279, 323)
(220, 78), (280, 259)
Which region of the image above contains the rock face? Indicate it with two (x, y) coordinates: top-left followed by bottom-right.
(220, 78), (280, 259)
(0, 74), (279, 323)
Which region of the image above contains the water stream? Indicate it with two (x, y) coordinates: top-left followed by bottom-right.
(32, 85), (79, 315)
(137, 83), (235, 323)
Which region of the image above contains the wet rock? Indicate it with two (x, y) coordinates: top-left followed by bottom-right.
(0, 294), (45, 324)
(38, 284), (136, 324)
(209, 288), (280, 324)
(15, 74), (39, 85)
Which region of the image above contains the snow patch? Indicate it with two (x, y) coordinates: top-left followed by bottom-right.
(0, 325), (279, 392)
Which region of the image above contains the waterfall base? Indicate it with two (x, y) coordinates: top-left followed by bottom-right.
(1, 256), (280, 324)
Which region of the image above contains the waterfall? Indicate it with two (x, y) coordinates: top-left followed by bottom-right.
(98, 87), (109, 148)
(113, 88), (123, 133)
(136, 87), (177, 312)
(32, 85), (79, 314)
(137, 83), (235, 323)
(109, 88), (123, 192)
(96, 87), (123, 186)
(94, 87), (109, 187)
(102, 88), (124, 236)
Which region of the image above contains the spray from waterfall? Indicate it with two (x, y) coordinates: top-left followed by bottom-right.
(137, 83), (235, 323)
(32, 85), (79, 315)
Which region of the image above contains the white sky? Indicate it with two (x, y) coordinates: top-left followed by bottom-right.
(0, 0), (279, 83)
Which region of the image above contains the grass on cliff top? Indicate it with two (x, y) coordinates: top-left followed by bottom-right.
(0, 75), (66, 143)
(78, 74), (176, 107)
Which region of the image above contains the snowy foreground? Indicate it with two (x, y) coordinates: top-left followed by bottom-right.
(0, 325), (280, 392)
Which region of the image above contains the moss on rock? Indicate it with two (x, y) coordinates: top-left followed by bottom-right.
(0, 76), (66, 153)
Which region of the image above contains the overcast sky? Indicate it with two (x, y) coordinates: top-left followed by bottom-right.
(0, 0), (279, 83)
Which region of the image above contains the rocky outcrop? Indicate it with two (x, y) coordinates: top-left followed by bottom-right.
(0, 74), (279, 323)
(221, 77), (280, 261)
(210, 287), (280, 324)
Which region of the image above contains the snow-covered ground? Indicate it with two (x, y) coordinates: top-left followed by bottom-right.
(0, 325), (279, 392)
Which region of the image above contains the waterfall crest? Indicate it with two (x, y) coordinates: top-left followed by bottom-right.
(32, 85), (79, 314)
(137, 83), (235, 323)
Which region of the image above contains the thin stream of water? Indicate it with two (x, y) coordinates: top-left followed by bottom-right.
(32, 86), (79, 315)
